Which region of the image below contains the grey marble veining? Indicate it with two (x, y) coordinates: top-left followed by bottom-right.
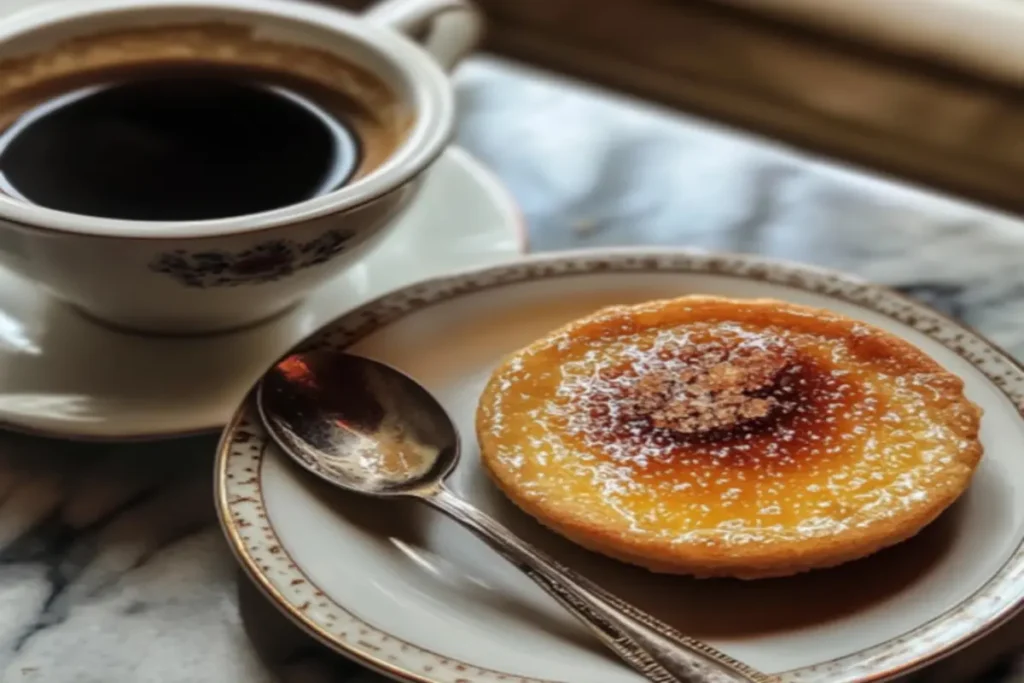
(2, 56), (1024, 683)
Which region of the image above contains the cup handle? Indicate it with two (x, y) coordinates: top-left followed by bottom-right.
(363, 0), (482, 71)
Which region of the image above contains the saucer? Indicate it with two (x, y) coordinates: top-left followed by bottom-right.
(217, 250), (1024, 683)
(0, 147), (524, 440)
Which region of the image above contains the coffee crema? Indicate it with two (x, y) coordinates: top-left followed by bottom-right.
(0, 25), (410, 221)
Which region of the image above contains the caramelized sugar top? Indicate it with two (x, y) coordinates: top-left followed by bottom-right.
(480, 308), (978, 547)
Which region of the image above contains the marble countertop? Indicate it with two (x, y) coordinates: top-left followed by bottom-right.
(3, 57), (1024, 683)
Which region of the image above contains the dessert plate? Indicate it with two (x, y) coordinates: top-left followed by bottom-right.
(217, 250), (1024, 683)
(0, 148), (524, 440)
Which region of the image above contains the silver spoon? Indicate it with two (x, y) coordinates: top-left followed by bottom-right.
(257, 350), (776, 683)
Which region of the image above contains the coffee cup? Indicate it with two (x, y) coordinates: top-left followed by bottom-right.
(0, 0), (481, 333)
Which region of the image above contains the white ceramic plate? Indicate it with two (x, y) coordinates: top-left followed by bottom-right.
(216, 250), (1024, 683)
(0, 147), (524, 440)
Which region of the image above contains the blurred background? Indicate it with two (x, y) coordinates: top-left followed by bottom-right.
(335, 0), (1024, 214)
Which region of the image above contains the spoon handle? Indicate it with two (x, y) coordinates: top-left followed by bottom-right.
(425, 487), (775, 683)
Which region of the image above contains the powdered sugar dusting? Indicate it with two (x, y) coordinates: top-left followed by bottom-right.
(479, 313), (977, 551)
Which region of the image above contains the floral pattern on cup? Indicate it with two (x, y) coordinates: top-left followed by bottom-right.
(150, 229), (357, 287)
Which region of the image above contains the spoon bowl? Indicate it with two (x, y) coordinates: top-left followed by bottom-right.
(258, 350), (458, 496)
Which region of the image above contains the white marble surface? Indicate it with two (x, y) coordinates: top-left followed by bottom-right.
(2, 57), (1024, 683)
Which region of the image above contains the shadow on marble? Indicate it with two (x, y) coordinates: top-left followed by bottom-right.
(238, 569), (377, 683)
(0, 434), (275, 683)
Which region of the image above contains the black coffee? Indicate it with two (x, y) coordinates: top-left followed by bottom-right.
(0, 69), (369, 221)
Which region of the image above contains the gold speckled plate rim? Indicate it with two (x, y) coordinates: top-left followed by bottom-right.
(215, 247), (1024, 683)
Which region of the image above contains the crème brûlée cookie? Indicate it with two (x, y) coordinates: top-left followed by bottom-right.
(476, 296), (983, 579)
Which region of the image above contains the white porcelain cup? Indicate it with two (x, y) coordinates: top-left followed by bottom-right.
(0, 0), (481, 333)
